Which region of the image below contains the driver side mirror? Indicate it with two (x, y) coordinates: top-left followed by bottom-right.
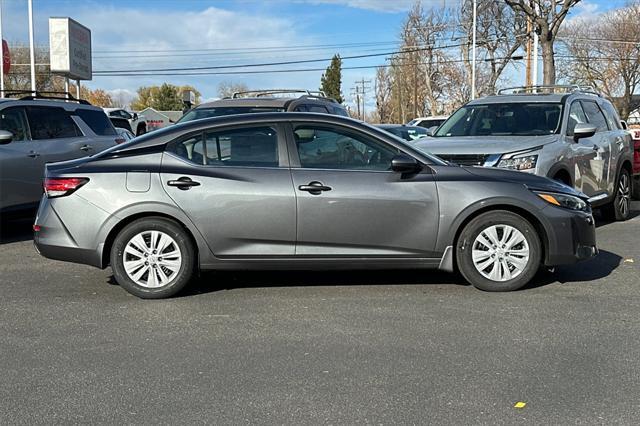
(132, 112), (138, 120)
(426, 126), (437, 136)
(391, 154), (422, 174)
(620, 120), (628, 130)
(0, 130), (13, 145)
(573, 123), (597, 142)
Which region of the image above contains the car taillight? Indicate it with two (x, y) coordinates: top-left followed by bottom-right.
(115, 137), (125, 144)
(43, 178), (89, 198)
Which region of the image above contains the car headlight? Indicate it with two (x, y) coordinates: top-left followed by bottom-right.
(535, 191), (589, 212)
(497, 154), (538, 171)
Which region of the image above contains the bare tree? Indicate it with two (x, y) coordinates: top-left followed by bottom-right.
(559, 1), (640, 119)
(217, 81), (249, 98)
(505, 0), (581, 85)
(374, 67), (393, 123)
(459, 0), (527, 94)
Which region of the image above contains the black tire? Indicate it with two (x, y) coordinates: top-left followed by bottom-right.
(456, 210), (542, 292)
(601, 168), (631, 221)
(110, 217), (195, 299)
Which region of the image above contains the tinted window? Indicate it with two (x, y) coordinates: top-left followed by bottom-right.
(294, 125), (399, 171)
(26, 106), (80, 139)
(383, 126), (427, 141)
(600, 101), (622, 130)
(76, 109), (117, 136)
(0, 107), (30, 141)
(178, 107), (285, 123)
(171, 126), (279, 168)
(334, 106), (350, 117)
(307, 105), (330, 114)
(417, 119), (445, 128)
(435, 103), (562, 137)
(581, 101), (609, 132)
(567, 101), (588, 136)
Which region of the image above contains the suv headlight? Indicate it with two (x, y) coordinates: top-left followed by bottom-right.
(497, 154), (538, 171)
(535, 191), (589, 212)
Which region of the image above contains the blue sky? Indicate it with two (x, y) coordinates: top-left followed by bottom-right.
(0, 0), (629, 108)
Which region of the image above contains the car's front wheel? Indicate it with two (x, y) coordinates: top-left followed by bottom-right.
(110, 217), (195, 299)
(456, 211), (542, 292)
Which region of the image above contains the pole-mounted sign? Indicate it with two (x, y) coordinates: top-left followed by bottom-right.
(49, 17), (92, 81)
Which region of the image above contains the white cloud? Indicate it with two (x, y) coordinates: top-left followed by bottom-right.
(566, 0), (600, 22)
(300, 0), (447, 13)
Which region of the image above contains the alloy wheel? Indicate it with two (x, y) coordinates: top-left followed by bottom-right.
(471, 224), (530, 282)
(617, 172), (630, 218)
(123, 230), (182, 288)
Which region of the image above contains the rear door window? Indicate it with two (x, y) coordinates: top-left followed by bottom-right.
(76, 109), (117, 136)
(25, 106), (81, 139)
(600, 101), (622, 130)
(581, 101), (609, 132)
(0, 107), (30, 141)
(171, 126), (279, 168)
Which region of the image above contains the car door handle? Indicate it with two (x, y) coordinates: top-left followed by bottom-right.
(298, 181), (332, 194)
(80, 144), (93, 152)
(27, 151), (40, 158)
(167, 177), (201, 190)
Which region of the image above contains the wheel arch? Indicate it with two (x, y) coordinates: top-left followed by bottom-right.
(100, 211), (203, 269)
(547, 163), (573, 186)
(449, 204), (550, 269)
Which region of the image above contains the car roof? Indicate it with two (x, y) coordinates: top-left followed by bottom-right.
(197, 97), (292, 108)
(377, 124), (426, 130)
(0, 98), (105, 111)
(413, 116), (448, 120)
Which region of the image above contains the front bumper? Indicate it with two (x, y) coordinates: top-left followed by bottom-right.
(543, 206), (597, 266)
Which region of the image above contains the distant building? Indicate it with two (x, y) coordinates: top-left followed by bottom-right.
(137, 107), (183, 131)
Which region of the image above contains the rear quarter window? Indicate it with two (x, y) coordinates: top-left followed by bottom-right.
(76, 109), (117, 136)
(26, 106), (81, 139)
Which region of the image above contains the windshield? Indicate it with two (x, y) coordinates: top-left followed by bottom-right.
(383, 126), (427, 141)
(178, 106), (285, 123)
(434, 102), (562, 137)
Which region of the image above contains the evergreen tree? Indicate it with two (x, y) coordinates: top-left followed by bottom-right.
(320, 54), (343, 103)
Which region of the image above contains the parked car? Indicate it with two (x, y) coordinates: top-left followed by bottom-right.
(109, 116), (133, 132)
(115, 127), (136, 143)
(0, 94), (119, 216)
(415, 86), (634, 221)
(177, 89), (348, 124)
(376, 124), (428, 142)
(104, 108), (146, 135)
(34, 113), (597, 298)
(621, 122), (640, 199)
(407, 115), (448, 129)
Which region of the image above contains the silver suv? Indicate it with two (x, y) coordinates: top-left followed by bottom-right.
(0, 94), (119, 216)
(415, 86), (634, 220)
(177, 89), (349, 123)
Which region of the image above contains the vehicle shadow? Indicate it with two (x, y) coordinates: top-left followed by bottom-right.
(593, 208), (640, 228)
(0, 218), (34, 245)
(182, 268), (467, 297)
(525, 249), (622, 290)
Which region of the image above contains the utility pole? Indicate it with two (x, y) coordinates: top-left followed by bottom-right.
(350, 78), (371, 121)
(525, 14), (532, 86)
(471, 0), (477, 100)
(28, 0), (36, 95)
(0, 0), (4, 97)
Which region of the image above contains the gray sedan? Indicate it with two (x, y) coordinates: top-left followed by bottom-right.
(34, 113), (597, 298)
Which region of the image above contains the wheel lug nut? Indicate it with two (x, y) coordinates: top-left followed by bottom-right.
(144, 261), (149, 265)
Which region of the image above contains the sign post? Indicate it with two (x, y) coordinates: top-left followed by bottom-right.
(49, 17), (92, 99)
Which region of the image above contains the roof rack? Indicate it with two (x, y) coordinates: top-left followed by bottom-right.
(231, 89), (331, 100)
(496, 85), (601, 97)
(0, 90), (91, 104)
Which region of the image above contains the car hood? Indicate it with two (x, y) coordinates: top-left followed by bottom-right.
(414, 134), (558, 155)
(459, 165), (587, 199)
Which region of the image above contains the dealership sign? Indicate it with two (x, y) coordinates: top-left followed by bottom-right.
(49, 17), (92, 80)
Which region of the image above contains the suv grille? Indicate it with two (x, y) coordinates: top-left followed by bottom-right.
(436, 154), (489, 166)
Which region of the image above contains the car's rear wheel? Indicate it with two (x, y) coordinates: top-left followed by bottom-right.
(456, 211), (542, 292)
(110, 217), (195, 299)
(601, 168), (631, 221)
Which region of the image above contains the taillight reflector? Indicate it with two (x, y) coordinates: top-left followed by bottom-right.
(43, 178), (89, 198)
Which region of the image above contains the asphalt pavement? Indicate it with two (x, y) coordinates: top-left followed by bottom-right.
(1, 204), (639, 424)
